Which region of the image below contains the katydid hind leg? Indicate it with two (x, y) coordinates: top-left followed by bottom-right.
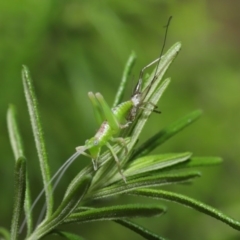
(106, 142), (126, 183)
(95, 93), (120, 132)
(138, 57), (161, 88)
(111, 137), (128, 155)
(140, 59), (163, 103)
(88, 92), (106, 125)
(134, 57), (162, 103)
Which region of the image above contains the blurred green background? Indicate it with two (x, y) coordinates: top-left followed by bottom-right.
(1, 0), (240, 239)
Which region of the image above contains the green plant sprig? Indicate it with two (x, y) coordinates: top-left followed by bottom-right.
(4, 42), (240, 240)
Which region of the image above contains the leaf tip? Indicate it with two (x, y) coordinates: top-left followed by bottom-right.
(130, 50), (137, 58)
(22, 65), (30, 81)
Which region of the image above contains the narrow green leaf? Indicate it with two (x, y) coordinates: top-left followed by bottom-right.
(22, 65), (53, 218)
(115, 219), (167, 240)
(125, 152), (192, 178)
(131, 109), (203, 159)
(131, 189), (240, 231)
(181, 156), (223, 168)
(113, 51), (137, 107)
(88, 171), (201, 200)
(31, 175), (91, 240)
(7, 105), (33, 236)
(10, 157), (26, 240)
(7, 105), (24, 161)
(24, 172), (33, 237)
(159, 156), (223, 173)
(65, 204), (166, 224)
(50, 230), (85, 240)
(0, 227), (10, 240)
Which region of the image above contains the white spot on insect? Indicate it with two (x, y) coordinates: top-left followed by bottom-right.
(131, 93), (141, 106)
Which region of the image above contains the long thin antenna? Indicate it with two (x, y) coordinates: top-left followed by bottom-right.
(19, 150), (83, 233)
(140, 16), (173, 98)
(153, 16), (172, 78)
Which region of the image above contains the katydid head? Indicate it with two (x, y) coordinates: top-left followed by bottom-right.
(76, 138), (100, 170)
(85, 137), (99, 149)
(85, 137), (101, 170)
